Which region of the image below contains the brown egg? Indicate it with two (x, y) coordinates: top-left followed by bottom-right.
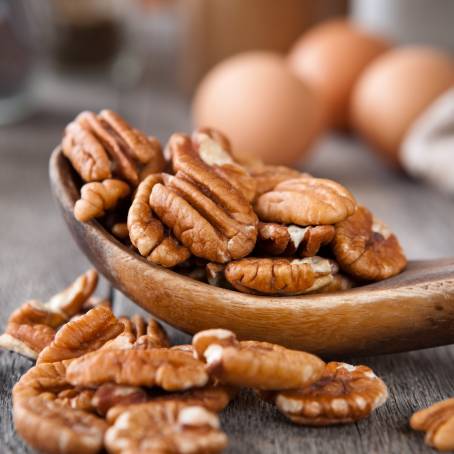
(192, 51), (324, 165)
(351, 46), (454, 164)
(288, 19), (391, 128)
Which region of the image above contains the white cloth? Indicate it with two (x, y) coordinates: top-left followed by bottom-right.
(401, 88), (454, 194)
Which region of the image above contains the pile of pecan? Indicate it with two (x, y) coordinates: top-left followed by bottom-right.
(1, 270), (393, 454)
(62, 110), (407, 295)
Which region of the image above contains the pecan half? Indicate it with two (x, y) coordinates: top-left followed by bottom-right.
(0, 270), (98, 358)
(257, 223), (335, 257)
(192, 127), (256, 202)
(74, 179), (130, 222)
(14, 397), (107, 454)
(105, 401), (227, 454)
(224, 257), (337, 295)
(332, 205), (407, 281)
(37, 305), (124, 364)
(63, 110), (165, 185)
(62, 120), (112, 182)
(106, 385), (235, 423)
(248, 163), (303, 198)
(411, 398), (454, 452)
(127, 174), (190, 267)
(150, 134), (258, 263)
(193, 329), (325, 390)
(66, 349), (208, 391)
(255, 177), (356, 225)
(265, 362), (388, 426)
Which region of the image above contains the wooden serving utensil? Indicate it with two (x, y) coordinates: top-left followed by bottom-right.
(49, 148), (454, 357)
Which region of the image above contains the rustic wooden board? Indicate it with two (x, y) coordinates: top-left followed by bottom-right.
(1, 101), (454, 453)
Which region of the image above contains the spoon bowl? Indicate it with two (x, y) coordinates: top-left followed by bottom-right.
(49, 147), (454, 357)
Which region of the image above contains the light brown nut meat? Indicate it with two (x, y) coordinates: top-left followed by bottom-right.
(0, 270), (98, 358)
(66, 349), (209, 391)
(127, 174), (164, 256)
(37, 305), (124, 364)
(62, 120), (112, 182)
(257, 223), (335, 257)
(105, 401), (227, 454)
(332, 205), (407, 281)
(255, 177), (356, 225)
(106, 385), (235, 424)
(74, 179), (130, 222)
(192, 127), (256, 202)
(306, 274), (353, 294)
(99, 109), (165, 167)
(411, 398), (454, 452)
(57, 388), (97, 412)
(150, 134), (258, 263)
(13, 361), (70, 401)
(248, 163), (303, 198)
(127, 174), (189, 267)
(14, 396), (107, 454)
(193, 329), (325, 390)
(224, 257), (337, 295)
(265, 362), (388, 426)
(135, 317), (170, 349)
(91, 383), (150, 416)
(77, 111), (139, 185)
(149, 235), (191, 268)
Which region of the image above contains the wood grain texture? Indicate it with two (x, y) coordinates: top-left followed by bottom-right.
(1, 97), (454, 453)
(50, 147), (454, 357)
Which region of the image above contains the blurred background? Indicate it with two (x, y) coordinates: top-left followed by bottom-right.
(0, 0), (453, 258)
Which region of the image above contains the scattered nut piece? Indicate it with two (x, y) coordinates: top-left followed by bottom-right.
(37, 305), (124, 364)
(14, 396), (107, 454)
(110, 222), (129, 239)
(193, 329), (325, 390)
(0, 270), (98, 358)
(192, 127), (256, 202)
(150, 133), (258, 263)
(255, 177), (356, 226)
(332, 205), (407, 281)
(135, 317), (170, 349)
(74, 179), (130, 222)
(225, 257), (337, 295)
(257, 223), (335, 257)
(107, 385), (235, 424)
(105, 401), (227, 454)
(411, 398), (454, 452)
(264, 362), (388, 426)
(66, 348), (208, 391)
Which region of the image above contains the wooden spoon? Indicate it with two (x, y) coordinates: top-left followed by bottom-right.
(49, 147), (454, 357)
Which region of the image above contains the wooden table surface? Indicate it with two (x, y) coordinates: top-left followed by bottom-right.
(1, 78), (454, 454)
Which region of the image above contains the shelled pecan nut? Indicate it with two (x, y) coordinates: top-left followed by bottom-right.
(63, 110), (165, 185)
(150, 134), (258, 263)
(192, 127), (256, 202)
(247, 163), (304, 198)
(332, 205), (407, 281)
(74, 179), (130, 222)
(265, 362), (388, 426)
(257, 222), (335, 257)
(66, 348), (208, 391)
(224, 257), (337, 295)
(127, 174), (190, 267)
(411, 398), (454, 452)
(105, 401), (227, 454)
(0, 270), (98, 358)
(255, 177), (356, 225)
(37, 305), (124, 364)
(193, 329), (325, 390)
(14, 397), (107, 454)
